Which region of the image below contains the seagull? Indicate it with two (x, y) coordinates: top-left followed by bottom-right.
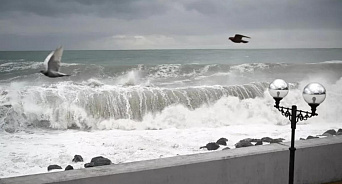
(228, 34), (251, 43)
(40, 46), (70, 78)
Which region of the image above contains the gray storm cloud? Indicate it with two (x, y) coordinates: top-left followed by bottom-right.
(0, 0), (341, 50)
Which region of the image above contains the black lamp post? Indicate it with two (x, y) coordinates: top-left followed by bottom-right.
(268, 79), (326, 184)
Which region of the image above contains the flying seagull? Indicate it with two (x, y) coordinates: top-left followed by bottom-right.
(228, 34), (251, 43)
(40, 46), (70, 78)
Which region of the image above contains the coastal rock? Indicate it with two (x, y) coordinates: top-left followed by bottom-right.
(72, 155), (84, 162)
(261, 137), (273, 143)
(322, 129), (336, 136)
(235, 140), (253, 148)
(90, 156), (112, 166)
(255, 140), (263, 146)
(222, 147), (230, 150)
(48, 164), (62, 171)
(241, 138), (253, 142)
(216, 138), (228, 146)
(84, 163), (94, 168)
(270, 138), (284, 143)
(200, 142), (220, 150)
(306, 135), (319, 140)
(251, 139), (262, 143)
(65, 165), (74, 170)
(337, 129), (342, 136)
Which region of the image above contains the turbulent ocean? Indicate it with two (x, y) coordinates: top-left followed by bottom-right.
(1, 48), (342, 177)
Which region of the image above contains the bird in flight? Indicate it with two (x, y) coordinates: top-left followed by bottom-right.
(40, 46), (70, 78)
(228, 34), (251, 43)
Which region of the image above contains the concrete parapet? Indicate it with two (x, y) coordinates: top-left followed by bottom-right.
(1, 136), (342, 184)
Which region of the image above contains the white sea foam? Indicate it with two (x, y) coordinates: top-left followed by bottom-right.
(0, 110), (339, 178)
(148, 64), (181, 78)
(320, 60), (342, 64)
(230, 63), (269, 73)
(0, 62), (42, 72)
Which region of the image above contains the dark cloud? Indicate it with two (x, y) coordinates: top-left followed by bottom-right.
(0, 0), (341, 50)
(0, 0), (169, 19)
(0, 32), (104, 50)
(184, 0), (342, 30)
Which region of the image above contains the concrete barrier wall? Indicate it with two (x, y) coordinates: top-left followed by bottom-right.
(1, 136), (342, 184)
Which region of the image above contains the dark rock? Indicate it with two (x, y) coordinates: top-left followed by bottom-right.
(216, 138), (228, 146)
(251, 138), (262, 142)
(90, 156), (112, 166)
(306, 135), (319, 140)
(270, 138), (284, 143)
(72, 155), (84, 162)
(336, 129), (342, 136)
(65, 165), (74, 170)
(261, 137), (273, 143)
(300, 138), (305, 140)
(241, 138), (253, 142)
(84, 163), (94, 168)
(48, 164), (62, 171)
(235, 140), (253, 148)
(200, 142), (220, 150)
(322, 129), (336, 136)
(222, 147), (230, 150)
(255, 140), (263, 146)
(322, 133), (334, 137)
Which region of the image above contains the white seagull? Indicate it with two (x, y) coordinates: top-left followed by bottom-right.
(40, 46), (70, 78)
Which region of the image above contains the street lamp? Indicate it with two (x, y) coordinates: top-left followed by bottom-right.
(268, 79), (326, 184)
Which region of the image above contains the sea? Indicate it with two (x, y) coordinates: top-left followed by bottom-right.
(0, 48), (342, 177)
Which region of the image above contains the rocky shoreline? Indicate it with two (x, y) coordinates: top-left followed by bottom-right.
(47, 128), (342, 172)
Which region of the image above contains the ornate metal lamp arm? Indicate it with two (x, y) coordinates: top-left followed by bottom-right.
(274, 105), (317, 123)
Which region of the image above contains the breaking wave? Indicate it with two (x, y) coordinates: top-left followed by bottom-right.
(0, 81), (269, 130)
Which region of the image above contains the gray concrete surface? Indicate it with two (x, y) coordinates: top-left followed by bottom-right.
(1, 136), (342, 184)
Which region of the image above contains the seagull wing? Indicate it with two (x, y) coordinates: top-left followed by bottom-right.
(235, 34), (251, 39)
(47, 46), (63, 72)
(43, 51), (55, 71)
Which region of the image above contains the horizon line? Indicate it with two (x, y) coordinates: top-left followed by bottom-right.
(1, 47), (341, 52)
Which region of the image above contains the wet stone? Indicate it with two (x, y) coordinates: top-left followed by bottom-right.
(216, 138), (228, 146)
(72, 155), (84, 163)
(322, 129), (336, 136)
(48, 165), (62, 171)
(65, 165), (74, 171)
(200, 142), (220, 150)
(235, 140), (253, 148)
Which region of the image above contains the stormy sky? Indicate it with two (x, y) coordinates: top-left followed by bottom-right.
(0, 0), (341, 50)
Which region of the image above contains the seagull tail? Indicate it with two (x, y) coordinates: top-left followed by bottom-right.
(57, 72), (70, 77)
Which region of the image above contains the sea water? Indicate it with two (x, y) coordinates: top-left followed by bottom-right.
(0, 49), (342, 177)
